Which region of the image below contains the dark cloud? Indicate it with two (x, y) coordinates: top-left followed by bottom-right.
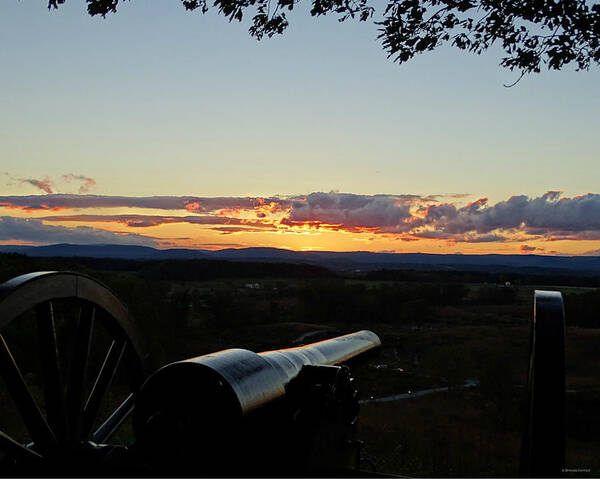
(211, 226), (275, 234)
(41, 214), (215, 227)
(6, 173), (97, 195)
(41, 214), (276, 229)
(9, 176), (55, 194)
(520, 245), (538, 252)
(445, 193), (472, 199)
(288, 192), (413, 230)
(419, 192), (600, 239)
(0, 216), (159, 246)
(1, 191), (599, 244)
(0, 194), (288, 213)
(409, 231), (508, 243)
(542, 231), (600, 241)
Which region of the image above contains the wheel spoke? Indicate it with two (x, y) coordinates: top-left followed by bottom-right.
(91, 393), (135, 444)
(0, 430), (43, 462)
(35, 301), (66, 443)
(0, 271), (146, 472)
(0, 335), (57, 451)
(65, 304), (95, 443)
(82, 340), (126, 439)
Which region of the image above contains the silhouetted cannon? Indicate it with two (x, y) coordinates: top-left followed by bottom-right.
(134, 330), (381, 475)
(0, 271), (567, 477)
(0, 271), (381, 476)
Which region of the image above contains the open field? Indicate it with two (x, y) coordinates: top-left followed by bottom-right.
(0, 253), (599, 476)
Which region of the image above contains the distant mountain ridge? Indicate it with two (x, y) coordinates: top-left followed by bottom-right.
(1, 243), (599, 273)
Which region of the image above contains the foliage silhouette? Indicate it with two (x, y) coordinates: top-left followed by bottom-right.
(46, 0), (600, 82)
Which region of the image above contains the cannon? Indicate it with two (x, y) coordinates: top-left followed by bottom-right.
(0, 271), (567, 476)
(0, 271), (381, 476)
(133, 329), (380, 475)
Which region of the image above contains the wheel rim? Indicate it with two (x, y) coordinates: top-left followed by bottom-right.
(519, 289), (565, 477)
(0, 271), (146, 471)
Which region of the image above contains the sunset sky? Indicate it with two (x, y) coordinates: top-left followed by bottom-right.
(1, 2), (598, 255)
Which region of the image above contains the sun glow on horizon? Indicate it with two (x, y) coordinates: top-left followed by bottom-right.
(1, 189), (599, 256)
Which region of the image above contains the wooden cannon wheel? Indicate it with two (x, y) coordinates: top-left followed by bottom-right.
(0, 272), (146, 473)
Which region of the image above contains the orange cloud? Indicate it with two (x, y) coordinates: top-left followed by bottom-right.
(465, 197), (488, 209)
(62, 173), (96, 193)
(0, 202), (66, 212)
(11, 176), (55, 194)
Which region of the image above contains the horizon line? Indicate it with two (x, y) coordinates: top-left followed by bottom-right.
(0, 242), (587, 257)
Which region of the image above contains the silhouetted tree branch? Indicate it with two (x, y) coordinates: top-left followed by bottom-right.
(47, 0), (600, 81)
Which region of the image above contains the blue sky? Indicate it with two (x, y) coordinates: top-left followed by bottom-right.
(1, 1), (598, 253)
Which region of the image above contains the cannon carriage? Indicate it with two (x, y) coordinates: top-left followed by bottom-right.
(0, 271), (566, 476)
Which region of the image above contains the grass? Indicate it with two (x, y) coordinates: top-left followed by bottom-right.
(358, 390), (523, 477)
(1, 270), (598, 477)
(348, 322), (600, 477)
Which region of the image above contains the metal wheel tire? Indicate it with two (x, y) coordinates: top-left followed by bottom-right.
(520, 290), (565, 477)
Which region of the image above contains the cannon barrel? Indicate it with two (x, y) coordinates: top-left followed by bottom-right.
(135, 329), (379, 416)
(132, 330), (380, 473)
